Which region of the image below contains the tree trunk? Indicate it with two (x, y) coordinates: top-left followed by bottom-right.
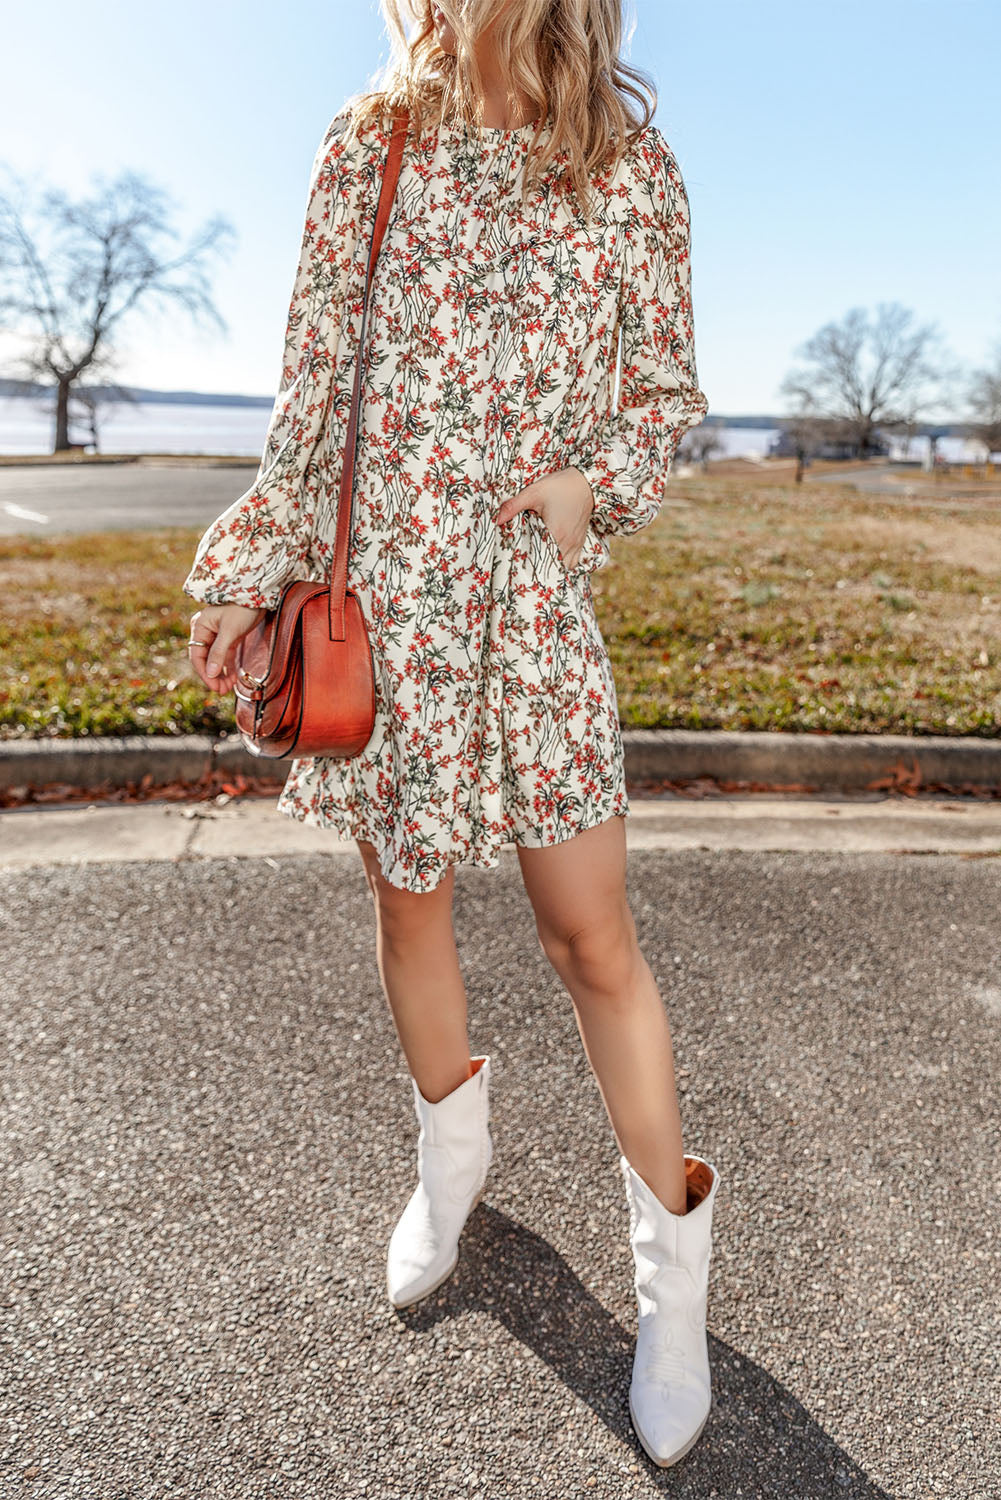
(54, 379), (72, 452)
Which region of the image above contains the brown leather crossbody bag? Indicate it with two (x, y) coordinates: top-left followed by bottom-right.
(233, 110), (409, 759)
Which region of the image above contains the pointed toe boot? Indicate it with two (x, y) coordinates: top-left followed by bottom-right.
(386, 1054), (493, 1309)
(620, 1152), (721, 1467)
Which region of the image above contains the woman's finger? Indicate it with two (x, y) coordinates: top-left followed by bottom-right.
(496, 495), (535, 526)
(206, 624), (240, 680)
(187, 620), (218, 688)
(187, 605), (264, 693)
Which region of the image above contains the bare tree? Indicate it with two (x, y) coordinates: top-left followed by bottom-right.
(52, 379), (136, 453)
(678, 425), (724, 470)
(965, 340), (1001, 461)
(779, 302), (951, 460)
(776, 412), (831, 483)
(0, 167), (235, 452)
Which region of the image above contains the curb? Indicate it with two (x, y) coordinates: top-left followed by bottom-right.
(0, 735), (257, 793)
(621, 728), (1001, 792)
(1, 728), (1000, 797)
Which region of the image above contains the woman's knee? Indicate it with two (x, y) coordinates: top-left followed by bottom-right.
(537, 901), (639, 994)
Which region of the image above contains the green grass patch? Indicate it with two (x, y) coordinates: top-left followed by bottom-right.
(0, 530), (231, 739)
(599, 475), (1001, 734)
(2, 475), (1000, 738)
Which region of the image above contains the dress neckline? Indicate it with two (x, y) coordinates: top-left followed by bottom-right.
(436, 114), (550, 145)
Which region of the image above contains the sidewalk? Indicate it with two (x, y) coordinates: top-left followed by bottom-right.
(3, 790), (1001, 869)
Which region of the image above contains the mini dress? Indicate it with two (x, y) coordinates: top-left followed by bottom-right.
(183, 107), (709, 892)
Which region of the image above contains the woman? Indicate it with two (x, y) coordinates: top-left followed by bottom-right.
(183, 0), (717, 1469)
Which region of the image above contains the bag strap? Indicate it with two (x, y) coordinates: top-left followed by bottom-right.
(327, 108), (410, 640)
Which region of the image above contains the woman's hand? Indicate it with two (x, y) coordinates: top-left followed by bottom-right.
(495, 467), (595, 571)
(186, 603), (267, 693)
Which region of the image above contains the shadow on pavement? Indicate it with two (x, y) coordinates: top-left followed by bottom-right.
(396, 1203), (892, 1498)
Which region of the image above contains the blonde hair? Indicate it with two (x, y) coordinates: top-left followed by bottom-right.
(342, 0), (657, 217)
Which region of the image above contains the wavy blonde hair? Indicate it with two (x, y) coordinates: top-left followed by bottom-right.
(342, 0), (657, 217)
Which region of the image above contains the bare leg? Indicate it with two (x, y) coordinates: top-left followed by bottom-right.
(516, 814), (687, 1214)
(355, 839), (472, 1104)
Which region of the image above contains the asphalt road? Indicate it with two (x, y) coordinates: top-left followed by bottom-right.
(4, 460), (998, 540)
(0, 461), (257, 535)
(806, 467), (1000, 505)
(2, 845), (998, 1499)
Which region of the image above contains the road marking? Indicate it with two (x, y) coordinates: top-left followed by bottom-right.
(3, 503), (49, 524)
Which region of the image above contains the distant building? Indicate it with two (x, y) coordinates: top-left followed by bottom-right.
(768, 427), (888, 461)
(769, 421), (996, 465)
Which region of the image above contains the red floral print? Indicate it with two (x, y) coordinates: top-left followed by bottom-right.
(183, 107), (709, 891)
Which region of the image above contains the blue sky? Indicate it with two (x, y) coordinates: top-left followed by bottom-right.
(2, 0), (997, 416)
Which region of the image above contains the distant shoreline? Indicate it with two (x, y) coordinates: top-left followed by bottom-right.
(0, 384), (975, 436)
(0, 381), (275, 409)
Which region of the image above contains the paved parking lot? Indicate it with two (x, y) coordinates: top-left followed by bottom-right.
(0, 458), (255, 535)
(1, 836), (998, 1498)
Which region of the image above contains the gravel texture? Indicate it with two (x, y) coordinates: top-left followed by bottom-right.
(1, 848), (998, 1499)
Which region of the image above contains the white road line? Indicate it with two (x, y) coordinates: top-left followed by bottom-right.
(3, 503), (50, 524)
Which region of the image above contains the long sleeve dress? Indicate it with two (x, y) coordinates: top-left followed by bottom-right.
(182, 107), (709, 892)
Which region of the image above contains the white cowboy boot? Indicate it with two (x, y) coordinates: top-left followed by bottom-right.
(620, 1152), (721, 1466)
(386, 1054), (493, 1308)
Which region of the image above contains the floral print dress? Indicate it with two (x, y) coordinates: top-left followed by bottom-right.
(183, 107), (709, 892)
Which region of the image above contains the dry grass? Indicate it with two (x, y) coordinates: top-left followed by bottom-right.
(0, 530), (228, 739)
(601, 475), (1001, 733)
(1, 472), (999, 738)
